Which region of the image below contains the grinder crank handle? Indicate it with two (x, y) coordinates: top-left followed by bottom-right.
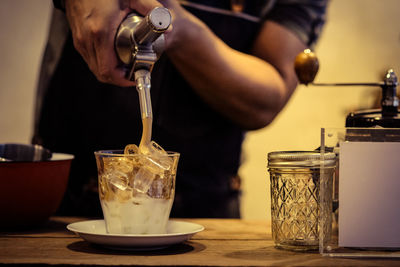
(294, 49), (399, 114)
(294, 49), (384, 87)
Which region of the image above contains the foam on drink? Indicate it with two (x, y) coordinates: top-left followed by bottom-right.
(101, 197), (173, 234)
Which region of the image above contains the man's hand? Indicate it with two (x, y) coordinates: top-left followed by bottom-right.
(65, 0), (162, 87)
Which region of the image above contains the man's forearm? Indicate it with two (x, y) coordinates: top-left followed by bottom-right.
(164, 6), (302, 130)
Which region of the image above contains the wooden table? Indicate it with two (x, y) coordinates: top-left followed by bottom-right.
(1, 217), (399, 266)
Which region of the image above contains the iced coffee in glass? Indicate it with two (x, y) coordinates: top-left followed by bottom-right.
(95, 143), (179, 234)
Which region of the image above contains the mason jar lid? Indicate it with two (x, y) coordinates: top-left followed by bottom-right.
(267, 151), (336, 168)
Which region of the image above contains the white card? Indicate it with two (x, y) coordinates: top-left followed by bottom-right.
(339, 142), (400, 248)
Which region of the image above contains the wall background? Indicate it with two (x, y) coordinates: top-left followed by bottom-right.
(0, 0), (52, 143)
(0, 0), (399, 220)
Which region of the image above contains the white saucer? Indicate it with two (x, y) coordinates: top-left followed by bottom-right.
(67, 220), (204, 250)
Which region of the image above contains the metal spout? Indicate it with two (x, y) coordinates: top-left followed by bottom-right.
(134, 69), (152, 119)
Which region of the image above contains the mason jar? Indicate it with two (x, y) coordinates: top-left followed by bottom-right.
(267, 151), (336, 251)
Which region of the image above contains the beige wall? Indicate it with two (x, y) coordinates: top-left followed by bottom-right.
(240, 0), (400, 220)
(0, 1), (399, 219)
(0, 0), (52, 143)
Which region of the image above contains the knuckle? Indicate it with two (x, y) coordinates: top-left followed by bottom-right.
(97, 68), (113, 83)
(72, 33), (85, 52)
(88, 22), (105, 38)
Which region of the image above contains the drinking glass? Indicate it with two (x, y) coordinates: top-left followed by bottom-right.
(95, 150), (179, 234)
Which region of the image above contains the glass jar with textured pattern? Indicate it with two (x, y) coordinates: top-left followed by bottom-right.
(267, 151), (336, 251)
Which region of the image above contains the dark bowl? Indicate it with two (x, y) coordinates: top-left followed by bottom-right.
(0, 153), (73, 229)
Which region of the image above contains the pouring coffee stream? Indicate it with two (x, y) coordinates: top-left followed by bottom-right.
(115, 7), (172, 151)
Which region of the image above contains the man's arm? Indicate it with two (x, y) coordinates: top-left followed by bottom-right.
(163, 1), (307, 130)
(62, 0), (324, 130)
